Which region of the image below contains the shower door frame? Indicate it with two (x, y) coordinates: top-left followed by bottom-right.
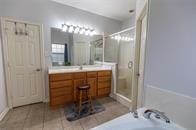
(109, 27), (135, 109)
(132, 1), (149, 111)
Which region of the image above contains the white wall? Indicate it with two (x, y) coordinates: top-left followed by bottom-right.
(0, 0), (121, 99)
(52, 29), (70, 45)
(144, 0), (196, 98)
(0, 0), (121, 59)
(104, 38), (119, 63)
(143, 0), (196, 129)
(0, 35), (7, 115)
(121, 14), (136, 30)
(145, 85), (196, 130)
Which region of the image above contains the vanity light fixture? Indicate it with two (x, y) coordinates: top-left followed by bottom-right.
(62, 23), (96, 36)
(111, 35), (134, 42)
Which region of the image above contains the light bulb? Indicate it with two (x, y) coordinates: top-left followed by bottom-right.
(127, 37), (132, 41)
(62, 24), (68, 32)
(124, 37), (128, 41)
(79, 28), (85, 34)
(121, 37), (125, 41)
(114, 36), (118, 40)
(85, 29), (90, 35)
(118, 36), (121, 40)
(74, 27), (80, 34)
(68, 26), (74, 33)
(90, 30), (96, 36)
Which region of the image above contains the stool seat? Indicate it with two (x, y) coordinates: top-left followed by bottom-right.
(77, 84), (93, 116)
(77, 85), (90, 90)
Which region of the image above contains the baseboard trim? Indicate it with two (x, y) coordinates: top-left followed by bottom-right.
(110, 93), (132, 110)
(0, 108), (9, 121)
(43, 98), (49, 103)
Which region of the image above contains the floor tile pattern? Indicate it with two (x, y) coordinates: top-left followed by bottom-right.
(0, 97), (129, 130)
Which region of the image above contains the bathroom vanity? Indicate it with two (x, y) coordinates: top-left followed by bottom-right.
(48, 66), (112, 108)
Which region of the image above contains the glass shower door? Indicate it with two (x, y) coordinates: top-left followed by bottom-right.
(104, 29), (135, 100)
(116, 30), (134, 100)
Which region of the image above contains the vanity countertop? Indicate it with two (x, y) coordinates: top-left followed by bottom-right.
(48, 65), (112, 74)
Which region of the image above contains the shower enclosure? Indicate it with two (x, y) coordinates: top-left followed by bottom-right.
(105, 28), (135, 102)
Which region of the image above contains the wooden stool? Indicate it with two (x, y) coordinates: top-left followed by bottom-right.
(77, 84), (93, 116)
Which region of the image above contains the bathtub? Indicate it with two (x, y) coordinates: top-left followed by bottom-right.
(91, 108), (186, 130)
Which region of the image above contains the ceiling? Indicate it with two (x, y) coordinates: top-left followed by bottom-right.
(51, 0), (136, 21)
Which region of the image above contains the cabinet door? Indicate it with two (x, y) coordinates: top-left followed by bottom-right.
(73, 79), (86, 101)
(87, 78), (97, 98)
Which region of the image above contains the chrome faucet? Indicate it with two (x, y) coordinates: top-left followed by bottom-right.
(133, 110), (139, 118)
(143, 109), (170, 123)
(79, 65), (83, 70)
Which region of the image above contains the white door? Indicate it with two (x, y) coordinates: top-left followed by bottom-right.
(137, 14), (147, 108)
(5, 21), (43, 107)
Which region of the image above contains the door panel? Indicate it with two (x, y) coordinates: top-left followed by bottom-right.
(16, 73), (25, 97)
(29, 72), (37, 95)
(15, 41), (25, 66)
(5, 21), (42, 107)
(27, 24), (42, 103)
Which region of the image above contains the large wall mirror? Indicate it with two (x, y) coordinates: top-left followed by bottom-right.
(51, 28), (103, 66)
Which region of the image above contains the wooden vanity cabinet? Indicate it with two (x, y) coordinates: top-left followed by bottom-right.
(49, 70), (111, 108)
(73, 72), (86, 101)
(49, 73), (73, 108)
(97, 71), (112, 97)
(87, 72), (98, 98)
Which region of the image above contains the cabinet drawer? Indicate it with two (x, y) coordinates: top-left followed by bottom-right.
(87, 72), (97, 78)
(50, 87), (73, 97)
(74, 72), (86, 79)
(98, 88), (110, 96)
(49, 73), (72, 81)
(50, 80), (72, 89)
(87, 78), (97, 97)
(98, 77), (111, 82)
(50, 95), (73, 106)
(98, 82), (110, 89)
(98, 71), (111, 77)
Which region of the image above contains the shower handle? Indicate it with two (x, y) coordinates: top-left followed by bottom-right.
(128, 61), (133, 69)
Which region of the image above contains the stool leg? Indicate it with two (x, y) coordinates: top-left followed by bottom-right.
(78, 90), (82, 116)
(87, 90), (93, 114)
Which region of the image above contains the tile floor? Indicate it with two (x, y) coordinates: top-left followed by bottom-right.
(0, 97), (130, 130)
